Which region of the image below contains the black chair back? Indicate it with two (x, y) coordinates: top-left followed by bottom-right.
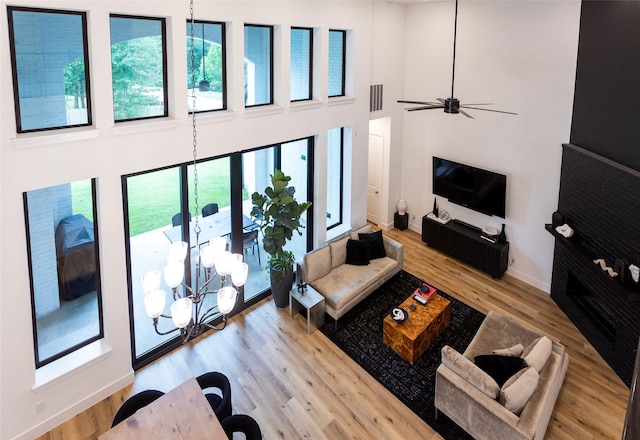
(195, 371), (232, 420)
(202, 203), (219, 217)
(220, 414), (262, 440)
(111, 389), (165, 427)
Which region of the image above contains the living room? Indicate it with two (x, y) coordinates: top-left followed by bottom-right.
(1, 0), (638, 439)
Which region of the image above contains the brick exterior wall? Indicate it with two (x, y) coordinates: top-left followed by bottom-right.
(550, 143), (640, 386)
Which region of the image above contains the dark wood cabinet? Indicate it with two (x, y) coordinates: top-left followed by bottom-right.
(422, 216), (509, 278)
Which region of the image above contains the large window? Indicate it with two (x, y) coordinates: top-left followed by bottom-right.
(328, 29), (346, 97)
(327, 128), (344, 229)
(124, 138), (313, 369)
(7, 7), (91, 133)
(24, 179), (103, 368)
(110, 15), (168, 122)
(290, 27), (312, 102)
(244, 24), (273, 107)
(186, 20), (226, 112)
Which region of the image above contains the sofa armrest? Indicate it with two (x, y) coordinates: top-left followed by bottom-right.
(383, 236), (404, 269)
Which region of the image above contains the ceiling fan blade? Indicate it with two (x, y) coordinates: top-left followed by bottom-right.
(407, 105), (444, 112)
(459, 109), (475, 119)
(398, 99), (441, 106)
(436, 98), (446, 104)
(461, 106), (518, 115)
(462, 103), (494, 106)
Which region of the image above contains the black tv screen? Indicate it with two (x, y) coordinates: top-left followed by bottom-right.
(433, 156), (507, 218)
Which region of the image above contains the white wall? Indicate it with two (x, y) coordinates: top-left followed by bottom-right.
(399, 0), (581, 290)
(0, 1), (372, 438)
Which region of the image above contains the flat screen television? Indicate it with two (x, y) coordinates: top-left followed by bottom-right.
(433, 156), (507, 218)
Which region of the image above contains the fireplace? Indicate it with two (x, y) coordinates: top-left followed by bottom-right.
(550, 144), (640, 387)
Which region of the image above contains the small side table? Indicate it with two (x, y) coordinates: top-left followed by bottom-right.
(290, 285), (325, 334)
(394, 212), (409, 230)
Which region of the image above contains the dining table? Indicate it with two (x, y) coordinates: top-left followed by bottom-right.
(164, 209), (257, 248)
(99, 377), (227, 439)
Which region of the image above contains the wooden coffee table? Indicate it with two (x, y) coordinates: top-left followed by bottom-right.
(383, 293), (451, 364)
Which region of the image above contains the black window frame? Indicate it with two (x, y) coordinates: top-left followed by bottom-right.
(110, 14), (169, 123)
(328, 29), (346, 98)
(243, 23), (274, 108)
(24, 179), (104, 368)
(327, 127), (344, 230)
(187, 19), (228, 114)
(7, 6), (93, 134)
(290, 26), (313, 102)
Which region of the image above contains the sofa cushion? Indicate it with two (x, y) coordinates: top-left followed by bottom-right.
(474, 354), (525, 387)
(521, 336), (553, 372)
(349, 224), (373, 240)
(498, 366), (539, 415)
(492, 343), (524, 357)
(358, 230), (386, 259)
(346, 239), (370, 265)
(303, 246), (332, 283)
(329, 236), (349, 268)
(442, 346), (500, 399)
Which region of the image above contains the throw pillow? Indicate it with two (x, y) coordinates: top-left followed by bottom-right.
(474, 354), (525, 388)
(345, 239), (370, 265)
(329, 236), (349, 268)
(492, 343), (525, 357)
(303, 246), (332, 283)
(358, 230), (386, 259)
(441, 346), (500, 399)
(349, 224), (373, 240)
(521, 336), (553, 372)
(498, 366), (539, 415)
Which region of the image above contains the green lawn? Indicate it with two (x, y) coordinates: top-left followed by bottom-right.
(72, 158), (249, 237)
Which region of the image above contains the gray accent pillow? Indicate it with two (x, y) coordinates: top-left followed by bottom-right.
(493, 343), (524, 357)
(521, 336), (552, 372)
(329, 236), (349, 268)
(499, 366), (539, 415)
(441, 345), (500, 399)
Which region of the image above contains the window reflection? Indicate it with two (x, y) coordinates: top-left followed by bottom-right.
(24, 179), (103, 367)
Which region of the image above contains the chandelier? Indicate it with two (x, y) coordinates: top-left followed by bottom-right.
(139, 0), (248, 343)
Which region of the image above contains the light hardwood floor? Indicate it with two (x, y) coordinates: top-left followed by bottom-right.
(37, 228), (630, 439)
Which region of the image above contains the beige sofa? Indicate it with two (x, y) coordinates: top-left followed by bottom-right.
(435, 310), (569, 440)
(298, 225), (403, 326)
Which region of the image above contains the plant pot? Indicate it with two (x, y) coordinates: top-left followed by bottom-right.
(269, 265), (295, 308)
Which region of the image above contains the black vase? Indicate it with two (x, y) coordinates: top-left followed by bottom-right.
(270, 265), (295, 308)
(498, 223), (507, 243)
(433, 198), (439, 217)
(551, 211), (564, 228)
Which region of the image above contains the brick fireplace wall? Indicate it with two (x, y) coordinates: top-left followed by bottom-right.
(550, 143), (640, 386)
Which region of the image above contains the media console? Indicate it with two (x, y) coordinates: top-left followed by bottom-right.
(422, 215), (509, 278)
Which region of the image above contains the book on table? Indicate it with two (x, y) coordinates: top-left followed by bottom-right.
(414, 283), (437, 301)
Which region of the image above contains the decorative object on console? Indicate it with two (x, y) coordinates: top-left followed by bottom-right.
(432, 198), (439, 217)
(397, 198), (407, 215)
(629, 264), (639, 283)
(555, 223), (574, 238)
(498, 223), (507, 243)
(594, 258), (619, 277)
(391, 307), (408, 322)
(615, 259), (628, 284)
(551, 211), (565, 228)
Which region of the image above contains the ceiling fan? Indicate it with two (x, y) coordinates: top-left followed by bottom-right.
(398, 0), (516, 119)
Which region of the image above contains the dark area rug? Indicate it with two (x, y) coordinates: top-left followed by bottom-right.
(319, 270), (485, 440)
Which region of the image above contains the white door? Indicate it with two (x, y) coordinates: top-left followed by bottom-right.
(367, 133), (383, 224)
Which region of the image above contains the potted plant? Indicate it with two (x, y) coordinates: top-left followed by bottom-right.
(251, 170), (311, 308)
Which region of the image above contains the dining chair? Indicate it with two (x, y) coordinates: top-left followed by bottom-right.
(242, 230), (261, 265)
(202, 203), (219, 217)
(220, 414), (262, 440)
(195, 371), (232, 420)
(111, 389), (165, 427)
(172, 212), (192, 227)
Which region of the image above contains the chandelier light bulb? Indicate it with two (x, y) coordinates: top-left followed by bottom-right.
(168, 241), (188, 262)
(164, 261), (185, 289)
(217, 286), (238, 315)
(215, 251), (232, 276)
(210, 236), (227, 254)
(231, 262), (249, 287)
(141, 270), (161, 294)
(200, 245), (216, 269)
(170, 297), (193, 328)
(144, 289), (166, 319)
